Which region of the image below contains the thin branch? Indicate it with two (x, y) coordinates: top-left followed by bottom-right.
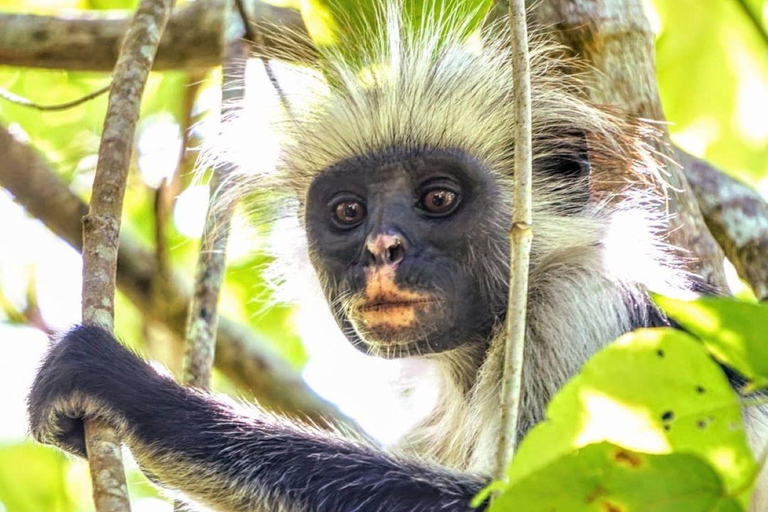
(0, 84), (110, 111)
(182, 39), (246, 391)
(173, 36), (247, 512)
(0, 124), (351, 429)
(496, 0), (534, 480)
(733, 0), (768, 47)
(81, 0), (172, 510)
(0, 0), (311, 72)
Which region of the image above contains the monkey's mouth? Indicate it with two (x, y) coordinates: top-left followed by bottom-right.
(352, 295), (441, 333)
(358, 298), (438, 313)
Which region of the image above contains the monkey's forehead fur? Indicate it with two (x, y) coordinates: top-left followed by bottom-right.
(208, 2), (663, 216)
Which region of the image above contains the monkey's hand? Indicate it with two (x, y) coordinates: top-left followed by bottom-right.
(27, 325), (160, 458)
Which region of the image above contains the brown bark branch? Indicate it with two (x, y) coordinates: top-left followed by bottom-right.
(677, 149), (768, 300)
(0, 0), (309, 72)
(0, 84), (110, 111)
(0, 124), (348, 428)
(80, 0), (172, 509)
(527, 0), (730, 291)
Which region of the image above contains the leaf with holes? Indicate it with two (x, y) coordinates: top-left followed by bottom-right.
(492, 328), (756, 509)
(491, 442), (743, 512)
(654, 295), (768, 392)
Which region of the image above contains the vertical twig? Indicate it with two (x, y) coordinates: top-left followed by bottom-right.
(181, 42), (243, 387)
(80, 0), (172, 510)
(181, 12), (244, 396)
(172, 16), (246, 512)
(495, 0), (534, 480)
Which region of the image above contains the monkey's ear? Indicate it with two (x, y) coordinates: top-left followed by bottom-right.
(535, 130), (592, 213)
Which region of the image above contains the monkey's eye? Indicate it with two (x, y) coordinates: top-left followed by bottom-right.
(332, 200), (366, 227)
(420, 189), (458, 216)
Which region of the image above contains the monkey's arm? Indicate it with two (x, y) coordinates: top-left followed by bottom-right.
(28, 326), (486, 512)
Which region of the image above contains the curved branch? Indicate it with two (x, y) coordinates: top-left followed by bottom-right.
(182, 39), (248, 392)
(0, 0), (311, 72)
(0, 124), (348, 428)
(677, 149), (768, 300)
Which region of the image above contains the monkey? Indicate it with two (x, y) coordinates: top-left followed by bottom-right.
(26, 3), (767, 511)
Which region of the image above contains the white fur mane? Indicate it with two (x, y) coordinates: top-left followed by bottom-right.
(203, 1), (692, 477)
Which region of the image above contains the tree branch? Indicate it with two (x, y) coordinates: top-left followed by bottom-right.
(525, 0), (768, 299)
(0, 125), (347, 428)
(81, 0), (172, 509)
(527, 0), (730, 291)
(0, 0), (311, 72)
(182, 38), (247, 391)
(677, 149), (768, 300)
(496, 0), (534, 480)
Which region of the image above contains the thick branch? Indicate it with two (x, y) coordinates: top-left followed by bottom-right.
(677, 150), (768, 300)
(0, 0), (310, 72)
(0, 125), (345, 428)
(81, 0), (172, 509)
(528, 0), (729, 290)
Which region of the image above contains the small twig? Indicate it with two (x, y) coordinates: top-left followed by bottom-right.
(495, 0), (534, 481)
(80, 0), (172, 510)
(181, 39), (245, 390)
(733, 0), (768, 47)
(0, 84), (110, 111)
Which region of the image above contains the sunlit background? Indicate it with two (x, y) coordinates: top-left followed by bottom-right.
(0, 0), (766, 510)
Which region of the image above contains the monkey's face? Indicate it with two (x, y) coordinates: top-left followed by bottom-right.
(304, 149), (509, 358)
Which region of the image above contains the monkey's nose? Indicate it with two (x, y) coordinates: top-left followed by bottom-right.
(366, 233), (406, 267)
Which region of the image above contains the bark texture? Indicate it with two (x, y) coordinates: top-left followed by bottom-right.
(0, 125), (347, 427)
(527, 0), (731, 290)
(0, 0), (309, 71)
(497, 0), (534, 478)
(678, 150), (768, 300)
(182, 40), (247, 390)
(80, 0), (172, 509)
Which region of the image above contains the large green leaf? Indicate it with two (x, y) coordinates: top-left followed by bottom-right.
(491, 442), (742, 512)
(654, 295), (768, 392)
(500, 329), (756, 508)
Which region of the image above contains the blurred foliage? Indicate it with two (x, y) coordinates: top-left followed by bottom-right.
(652, 0), (768, 187)
(0, 0), (766, 511)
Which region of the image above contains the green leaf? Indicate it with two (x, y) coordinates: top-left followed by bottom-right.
(654, 295), (768, 392)
(504, 329), (756, 508)
(491, 442), (743, 512)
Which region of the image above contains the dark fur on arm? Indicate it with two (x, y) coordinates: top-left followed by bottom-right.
(28, 326), (487, 512)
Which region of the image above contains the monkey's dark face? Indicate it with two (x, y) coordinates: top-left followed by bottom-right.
(305, 149), (509, 358)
